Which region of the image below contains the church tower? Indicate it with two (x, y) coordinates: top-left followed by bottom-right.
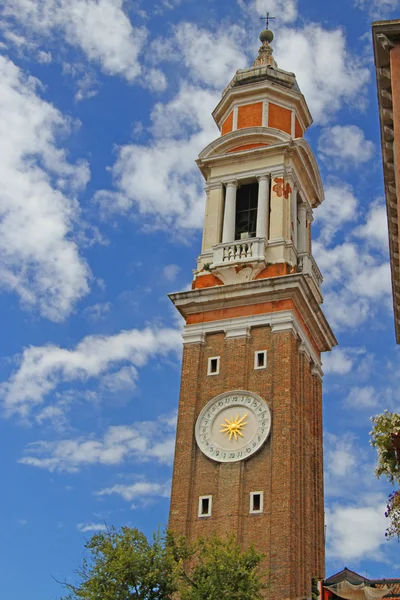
(169, 27), (337, 600)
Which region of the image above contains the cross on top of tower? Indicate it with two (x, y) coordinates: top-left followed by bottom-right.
(253, 11), (276, 67)
(260, 11), (275, 30)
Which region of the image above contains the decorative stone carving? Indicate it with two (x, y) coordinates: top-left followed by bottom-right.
(253, 40), (277, 69)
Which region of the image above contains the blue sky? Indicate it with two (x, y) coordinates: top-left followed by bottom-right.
(0, 0), (399, 597)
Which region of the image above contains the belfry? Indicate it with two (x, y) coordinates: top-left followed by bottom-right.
(169, 27), (337, 600)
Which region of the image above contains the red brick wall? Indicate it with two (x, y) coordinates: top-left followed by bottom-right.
(169, 324), (324, 599)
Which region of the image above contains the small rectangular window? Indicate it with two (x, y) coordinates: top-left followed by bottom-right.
(254, 351), (267, 370)
(250, 492), (263, 514)
(198, 495), (212, 517)
(207, 356), (220, 376)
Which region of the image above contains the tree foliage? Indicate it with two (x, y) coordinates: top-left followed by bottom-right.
(178, 534), (266, 600)
(61, 527), (180, 600)
(370, 410), (400, 539)
(60, 527), (267, 600)
(370, 411), (400, 484)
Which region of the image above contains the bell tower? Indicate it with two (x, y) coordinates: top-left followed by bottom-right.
(169, 27), (337, 600)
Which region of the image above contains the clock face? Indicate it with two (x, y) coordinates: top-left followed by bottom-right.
(195, 391), (272, 463)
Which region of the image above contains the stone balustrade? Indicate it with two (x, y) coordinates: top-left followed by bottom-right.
(298, 252), (323, 290)
(212, 238), (267, 268)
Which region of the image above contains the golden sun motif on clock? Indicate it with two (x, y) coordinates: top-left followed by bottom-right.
(220, 412), (248, 441)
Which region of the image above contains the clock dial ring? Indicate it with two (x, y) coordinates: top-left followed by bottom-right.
(195, 390), (272, 463)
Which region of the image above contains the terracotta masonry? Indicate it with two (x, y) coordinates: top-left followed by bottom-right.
(168, 27), (336, 600)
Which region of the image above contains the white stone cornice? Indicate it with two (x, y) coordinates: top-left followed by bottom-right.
(182, 310), (322, 369)
(225, 324), (251, 339)
(170, 275), (337, 353)
(205, 182), (223, 192)
(182, 331), (206, 345)
(311, 364), (324, 380)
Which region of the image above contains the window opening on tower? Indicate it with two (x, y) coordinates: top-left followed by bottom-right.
(198, 496), (212, 517)
(254, 350), (267, 369)
(235, 182), (258, 240)
(207, 356), (220, 376)
(250, 492), (264, 514)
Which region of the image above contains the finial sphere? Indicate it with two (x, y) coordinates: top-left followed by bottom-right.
(260, 29), (274, 43)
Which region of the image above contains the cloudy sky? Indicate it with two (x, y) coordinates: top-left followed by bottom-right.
(0, 0), (399, 597)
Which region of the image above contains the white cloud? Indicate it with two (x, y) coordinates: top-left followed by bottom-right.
(35, 405), (69, 429)
(2, 0), (147, 82)
(1, 326), (182, 417)
(345, 386), (379, 410)
(172, 23), (247, 89)
(143, 68), (167, 92)
(326, 500), (388, 561)
(325, 433), (357, 478)
(314, 181), (358, 244)
(355, 202), (389, 252)
(275, 25), (370, 123)
(314, 235), (391, 330)
(83, 302), (112, 322)
(0, 55), (90, 321)
(323, 347), (364, 375)
(355, 0), (400, 17)
(95, 84), (219, 232)
(101, 366), (138, 392)
(163, 264), (181, 282)
(318, 125), (375, 169)
(19, 413), (177, 472)
(249, 0), (298, 23)
(77, 522), (107, 533)
(348, 263), (391, 299)
(62, 62), (99, 102)
(97, 480), (171, 507)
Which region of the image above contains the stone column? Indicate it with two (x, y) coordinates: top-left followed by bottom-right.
(222, 180), (238, 243)
(297, 202), (307, 254)
(256, 174), (270, 239)
(291, 186), (298, 248)
(307, 209), (314, 254)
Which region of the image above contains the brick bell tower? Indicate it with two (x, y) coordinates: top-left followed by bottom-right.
(168, 26), (337, 600)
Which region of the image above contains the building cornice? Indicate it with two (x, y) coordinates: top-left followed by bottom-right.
(212, 75), (312, 131)
(169, 275), (337, 353)
(197, 131), (324, 208)
(181, 309), (324, 376)
(372, 20), (400, 343)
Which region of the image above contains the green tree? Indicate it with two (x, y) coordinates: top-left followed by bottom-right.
(60, 527), (180, 600)
(370, 410), (400, 540)
(60, 527), (267, 600)
(178, 534), (267, 600)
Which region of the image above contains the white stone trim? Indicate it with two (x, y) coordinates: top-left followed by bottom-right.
(250, 491), (264, 514)
(182, 331), (206, 345)
(291, 110), (296, 138)
(225, 324), (250, 339)
(262, 100), (269, 127)
(311, 365), (323, 380)
(204, 182), (223, 192)
(233, 106), (238, 131)
(182, 310), (322, 370)
(198, 495), (212, 518)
